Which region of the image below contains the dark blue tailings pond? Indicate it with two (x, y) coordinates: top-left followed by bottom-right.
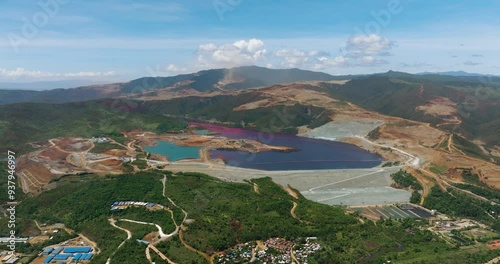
(192, 123), (383, 171)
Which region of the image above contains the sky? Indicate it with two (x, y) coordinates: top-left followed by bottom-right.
(1, 0), (500, 83)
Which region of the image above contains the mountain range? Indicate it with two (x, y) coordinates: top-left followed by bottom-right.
(2, 67), (500, 106)
(1, 66), (499, 152)
(0, 80), (105, 90)
(0, 66), (350, 105)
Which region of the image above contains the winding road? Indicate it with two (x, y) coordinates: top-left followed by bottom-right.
(106, 218), (132, 264)
(354, 136), (420, 167)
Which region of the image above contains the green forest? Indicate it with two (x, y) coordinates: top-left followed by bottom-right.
(3, 171), (498, 263)
(424, 186), (500, 230)
(0, 99), (187, 154)
(391, 170), (423, 190)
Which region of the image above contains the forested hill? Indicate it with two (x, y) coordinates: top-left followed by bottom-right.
(326, 75), (500, 149)
(0, 66), (346, 105)
(10, 170), (499, 263)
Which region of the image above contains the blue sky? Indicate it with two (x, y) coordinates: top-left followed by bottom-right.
(1, 0), (500, 82)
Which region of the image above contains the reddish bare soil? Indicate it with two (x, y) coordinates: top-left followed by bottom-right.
(103, 149), (128, 156)
(15, 82), (500, 195)
(17, 137), (132, 194)
(98, 159), (123, 166)
(39, 148), (68, 160)
(53, 137), (93, 152)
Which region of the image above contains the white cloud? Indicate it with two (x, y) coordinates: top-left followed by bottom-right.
(64, 71), (116, 77)
(345, 34), (395, 57)
(274, 49), (309, 67)
(270, 34), (394, 70)
(359, 55), (387, 65)
(147, 35), (396, 76)
(233, 39), (265, 53)
(339, 34), (395, 66)
(197, 38), (267, 68)
(399, 62), (433, 68)
(198, 43), (217, 52)
(165, 64), (188, 74)
(274, 49), (338, 69)
(313, 56), (348, 70)
(166, 64), (179, 72)
(0, 68), (116, 80)
(464, 61), (482, 66)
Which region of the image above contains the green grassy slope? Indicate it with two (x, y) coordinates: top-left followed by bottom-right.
(145, 92), (331, 133)
(0, 99), (186, 154)
(7, 171), (498, 264)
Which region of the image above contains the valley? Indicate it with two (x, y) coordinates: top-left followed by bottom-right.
(3, 1), (500, 262)
(1, 67), (500, 264)
(10, 75), (500, 204)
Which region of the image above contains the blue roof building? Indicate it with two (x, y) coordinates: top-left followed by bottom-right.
(42, 247), (53, 255)
(52, 247), (63, 254)
(43, 255), (54, 263)
(63, 247), (92, 253)
(80, 253), (94, 260)
(54, 254), (72, 260)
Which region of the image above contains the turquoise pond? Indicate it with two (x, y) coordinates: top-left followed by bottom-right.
(144, 141), (200, 161)
(193, 129), (211, 135)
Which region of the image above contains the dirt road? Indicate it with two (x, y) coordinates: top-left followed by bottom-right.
(79, 233), (100, 253)
(108, 218), (132, 240)
(161, 175), (212, 262)
(485, 256), (500, 264)
(107, 218), (132, 264)
(119, 219), (173, 239)
(290, 202), (301, 222)
(290, 244), (300, 264)
(149, 244), (177, 264)
(354, 136), (420, 167)
(407, 168), (433, 205)
(253, 183), (260, 193)
(179, 229), (211, 263)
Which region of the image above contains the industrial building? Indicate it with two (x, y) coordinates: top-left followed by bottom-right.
(41, 247), (94, 263)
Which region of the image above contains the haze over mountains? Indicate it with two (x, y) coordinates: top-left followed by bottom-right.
(1, 66), (498, 153)
(0, 66), (344, 104)
(2, 66), (499, 148)
(418, 71), (500, 77)
(1, 66), (499, 105)
(0, 80), (105, 90)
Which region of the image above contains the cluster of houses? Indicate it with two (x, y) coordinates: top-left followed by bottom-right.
(110, 201), (165, 211)
(214, 242), (254, 263)
(215, 238), (321, 264)
(253, 248), (293, 263)
(264, 238), (294, 253)
(292, 238), (321, 263)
